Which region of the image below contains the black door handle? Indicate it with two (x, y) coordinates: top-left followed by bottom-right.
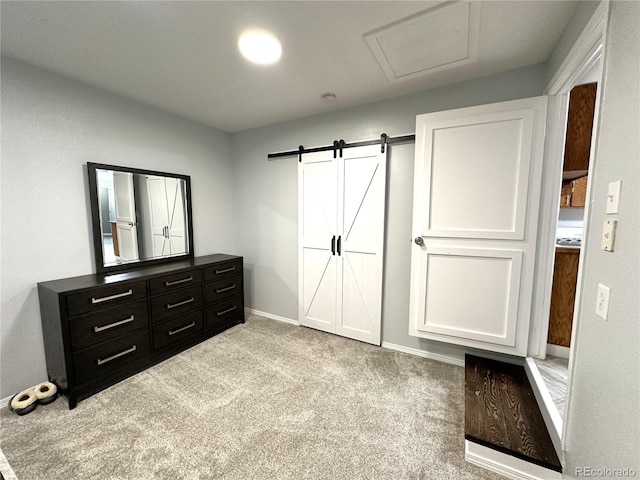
(337, 236), (342, 256)
(331, 235), (336, 255)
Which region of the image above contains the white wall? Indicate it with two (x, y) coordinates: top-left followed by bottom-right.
(563, 1), (640, 476)
(0, 57), (236, 399)
(231, 63), (545, 357)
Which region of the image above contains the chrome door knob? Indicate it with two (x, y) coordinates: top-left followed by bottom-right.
(414, 236), (424, 246)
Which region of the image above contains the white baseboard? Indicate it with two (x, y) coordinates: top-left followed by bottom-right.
(465, 440), (562, 480)
(546, 344), (570, 359)
(244, 308), (299, 326)
(381, 342), (465, 366)
(1, 395), (11, 410)
(245, 309), (472, 368)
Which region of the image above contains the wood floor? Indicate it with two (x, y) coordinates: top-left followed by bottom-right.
(465, 354), (562, 473)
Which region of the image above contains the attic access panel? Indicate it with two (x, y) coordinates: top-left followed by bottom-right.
(365, 1), (480, 82)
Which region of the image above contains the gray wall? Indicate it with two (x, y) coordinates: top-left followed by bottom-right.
(564, 1), (640, 476)
(0, 57), (235, 399)
(231, 63), (545, 356)
(545, 0), (600, 87)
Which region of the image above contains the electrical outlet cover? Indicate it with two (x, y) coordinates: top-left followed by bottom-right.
(601, 219), (617, 251)
(596, 283), (611, 321)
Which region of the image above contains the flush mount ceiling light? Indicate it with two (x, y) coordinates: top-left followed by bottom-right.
(238, 30), (282, 65)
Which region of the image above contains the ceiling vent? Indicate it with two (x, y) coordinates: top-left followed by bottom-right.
(365, 1), (480, 82)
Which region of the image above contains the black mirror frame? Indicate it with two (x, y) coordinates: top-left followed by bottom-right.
(87, 162), (195, 274)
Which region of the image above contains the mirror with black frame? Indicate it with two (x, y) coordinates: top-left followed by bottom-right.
(87, 163), (194, 273)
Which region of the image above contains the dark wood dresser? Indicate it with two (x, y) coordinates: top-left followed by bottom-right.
(37, 254), (244, 409)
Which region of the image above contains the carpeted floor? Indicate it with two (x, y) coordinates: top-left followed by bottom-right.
(0, 315), (504, 479)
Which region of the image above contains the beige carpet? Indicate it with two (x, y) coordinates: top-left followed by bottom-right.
(0, 315), (503, 479)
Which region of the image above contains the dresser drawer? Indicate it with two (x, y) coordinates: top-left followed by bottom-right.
(152, 310), (204, 350)
(73, 330), (151, 384)
(206, 295), (243, 328)
(204, 274), (242, 304)
(70, 300), (148, 351)
(149, 269), (202, 296)
(66, 281), (147, 317)
(150, 285), (203, 323)
(203, 259), (242, 282)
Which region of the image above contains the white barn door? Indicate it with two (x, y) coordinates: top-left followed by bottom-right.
(299, 145), (386, 345)
(298, 151), (338, 333)
(409, 97), (547, 356)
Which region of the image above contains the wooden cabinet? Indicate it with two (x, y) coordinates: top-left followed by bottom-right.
(563, 82), (597, 172)
(560, 175), (588, 208)
(38, 254), (244, 409)
(559, 82), (596, 209)
(547, 247), (580, 347)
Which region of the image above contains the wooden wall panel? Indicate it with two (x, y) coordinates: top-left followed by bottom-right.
(547, 248), (580, 347)
(563, 82), (597, 172)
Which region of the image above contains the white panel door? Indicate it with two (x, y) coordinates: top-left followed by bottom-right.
(298, 151), (338, 333)
(113, 172), (139, 261)
(337, 146), (386, 344)
(409, 97), (547, 356)
(299, 145), (387, 345)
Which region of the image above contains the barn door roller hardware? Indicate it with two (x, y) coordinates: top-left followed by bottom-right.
(268, 133), (416, 162)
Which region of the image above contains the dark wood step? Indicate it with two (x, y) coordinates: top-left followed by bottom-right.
(465, 354), (562, 473)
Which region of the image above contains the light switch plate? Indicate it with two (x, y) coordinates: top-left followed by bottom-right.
(601, 219), (617, 251)
(596, 283), (611, 321)
(606, 180), (621, 214)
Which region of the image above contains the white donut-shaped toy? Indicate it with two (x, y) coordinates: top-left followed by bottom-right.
(34, 382), (58, 404)
(9, 390), (37, 415)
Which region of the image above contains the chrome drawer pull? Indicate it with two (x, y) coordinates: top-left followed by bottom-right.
(96, 345), (137, 366)
(166, 297), (195, 309)
(165, 276), (193, 287)
(215, 284), (236, 294)
(216, 305), (237, 316)
(168, 322), (196, 336)
(94, 315), (135, 333)
(215, 266), (235, 274)
(91, 289), (133, 304)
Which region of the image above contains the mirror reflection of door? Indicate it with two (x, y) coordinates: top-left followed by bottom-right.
(113, 172), (140, 261)
(147, 176), (187, 257)
(96, 170), (117, 264)
(98, 187), (111, 234)
(165, 178), (187, 255)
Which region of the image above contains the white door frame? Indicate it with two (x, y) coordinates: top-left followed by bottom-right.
(527, 0), (608, 450)
(529, 0), (608, 360)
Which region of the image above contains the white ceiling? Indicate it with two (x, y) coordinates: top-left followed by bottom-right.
(1, 1), (577, 133)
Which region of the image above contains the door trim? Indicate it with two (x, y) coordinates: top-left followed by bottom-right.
(529, 0), (609, 359)
(531, 0), (608, 453)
